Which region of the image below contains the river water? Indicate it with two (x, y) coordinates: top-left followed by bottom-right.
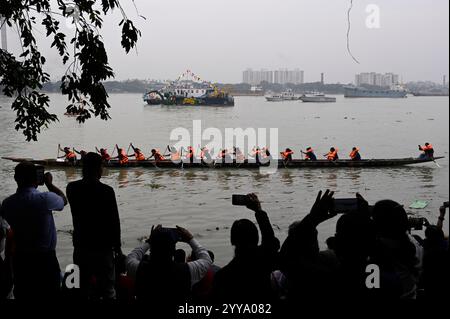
(0, 94), (448, 267)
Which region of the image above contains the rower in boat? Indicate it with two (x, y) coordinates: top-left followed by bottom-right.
(167, 146), (181, 162)
(113, 145), (129, 166)
(218, 149), (233, 164)
(325, 147), (339, 161)
(186, 146), (195, 163)
(301, 147), (317, 161)
(96, 147), (111, 162)
(200, 147), (212, 164)
(129, 144), (146, 161)
(59, 146), (77, 163)
(250, 147), (263, 164)
(419, 143), (435, 159)
(74, 148), (88, 160)
(349, 147), (362, 161)
(280, 148), (294, 163)
(149, 149), (166, 162)
(233, 147), (245, 163)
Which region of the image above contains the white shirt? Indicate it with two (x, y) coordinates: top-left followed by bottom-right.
(126, 239), (212, 287)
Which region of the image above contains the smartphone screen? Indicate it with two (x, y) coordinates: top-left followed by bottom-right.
(160, 228), (182, 243)
(232, 194), (249, 206)
(333, 198), (359, 214)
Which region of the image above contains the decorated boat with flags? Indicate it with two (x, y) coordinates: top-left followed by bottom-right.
(143, 70), (235, 106)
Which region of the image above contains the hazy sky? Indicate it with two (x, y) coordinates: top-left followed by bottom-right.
(4, 0), (450, 83)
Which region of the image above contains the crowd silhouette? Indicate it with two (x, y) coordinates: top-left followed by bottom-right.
(0, 153), (448, 311)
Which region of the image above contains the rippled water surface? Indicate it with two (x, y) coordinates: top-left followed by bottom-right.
(0, 94), (448, 267)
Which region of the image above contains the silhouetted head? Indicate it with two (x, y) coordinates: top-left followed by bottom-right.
(150, 229), (176, 261)
(372, 200), (409, 239)
(135, 148), (141, 152)
(14, 162), (38, 188)
(231, 219), (259, 253)
(64, 147), (70, 153)
(82, 152), (103, 180)
(353, 147), (358, 151)
(286, 148), (292, 152)
(306, 147), (312, 151)
(335, 212), (375, 263)
(424, 225), (445, 246)
(330, 147), (336, 152)
(425, 143), (430, 146)
(151, 149), (157, 154)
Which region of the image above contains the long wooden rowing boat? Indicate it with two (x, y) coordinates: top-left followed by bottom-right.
(2, 156), (444, 169)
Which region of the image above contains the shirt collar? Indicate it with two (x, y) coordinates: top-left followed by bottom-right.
(17, 187), (39, 194)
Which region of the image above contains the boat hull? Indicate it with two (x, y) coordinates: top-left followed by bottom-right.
(345, 87), (407, 98)
(300, 97), (336, 103)
(2, 157), (443, 169)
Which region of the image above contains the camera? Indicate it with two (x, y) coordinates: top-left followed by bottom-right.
(408, 216), (426, 231)
(332, 198), (359, 214)
(232, 194), (251, 206)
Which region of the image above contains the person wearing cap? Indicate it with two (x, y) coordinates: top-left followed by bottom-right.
(0, 162), (67, 300)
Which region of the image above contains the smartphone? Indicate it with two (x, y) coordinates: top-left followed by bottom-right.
(232, 194), (250, 206)
(333, 198), (359, 214)
(160, 228), (182, 243)
(36, 165), (45, 186)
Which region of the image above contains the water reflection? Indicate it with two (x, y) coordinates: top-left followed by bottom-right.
(118, 169), (129, 188)
(280, 170), (294, 185)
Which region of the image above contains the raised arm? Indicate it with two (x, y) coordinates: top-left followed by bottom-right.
(245, 194), (280, 254)
(44, 172), (68, 206)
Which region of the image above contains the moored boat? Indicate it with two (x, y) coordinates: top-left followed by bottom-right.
(265, 89), (301, 102)
(2, 156), (444, 169)
(300, 92), (336, 103)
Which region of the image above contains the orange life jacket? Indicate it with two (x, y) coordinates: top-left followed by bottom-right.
(327, 149), (339, 161)
(119, 150), (129, 165)
(349, 148), (360, 160)
(171, 152), (181, 161)
(135, 151), (145, 161)
(102, 152), (111, 161)
(66, 151), (77, 160)
(154, 151), (165, 161)
(422, 144), (434, 151)
(281, 150), (294, 160)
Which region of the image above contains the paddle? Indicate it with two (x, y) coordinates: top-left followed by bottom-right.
(433, 158), (441, 168)
(57, 144), (60, 159)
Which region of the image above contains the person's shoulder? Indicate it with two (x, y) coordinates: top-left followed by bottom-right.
(66, 179), (84, 192)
